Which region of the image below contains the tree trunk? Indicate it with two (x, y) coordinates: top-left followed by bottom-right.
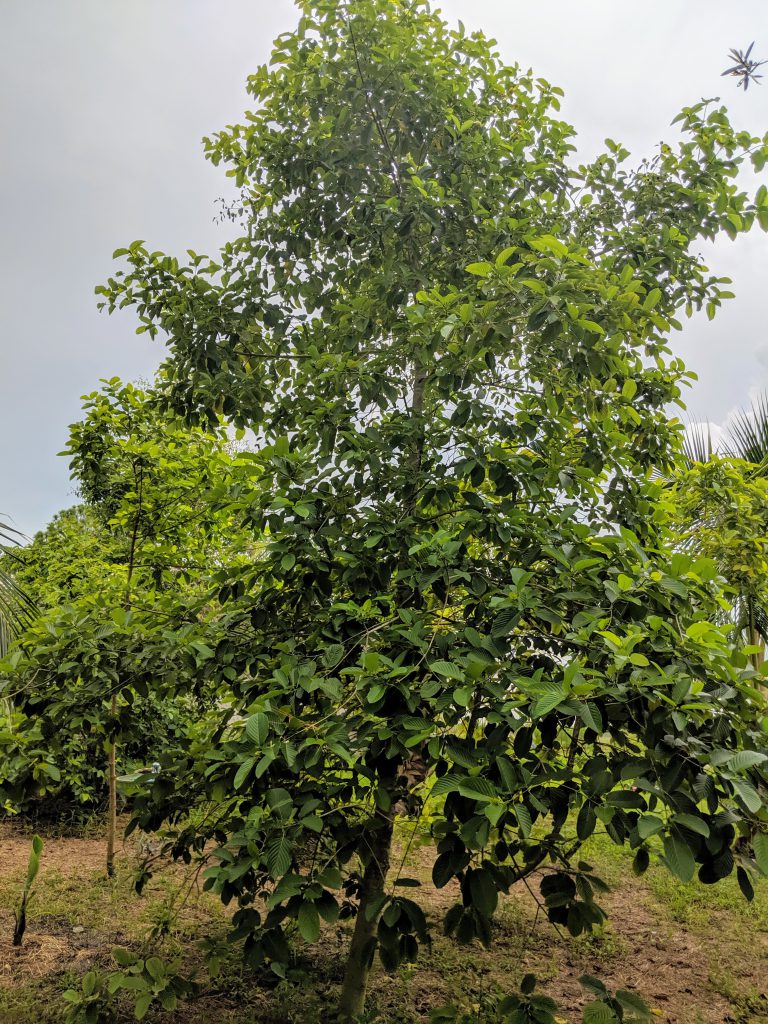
(747, 598), (764, 673)
(106, 692), (117, 877)
(337, 285), (420, 1020)
(750, 626), (764, 672)
(106, 464), (141, 878)
(337, 812), (394, 1023)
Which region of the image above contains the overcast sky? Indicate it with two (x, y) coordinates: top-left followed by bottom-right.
(2, 1), (767, 536)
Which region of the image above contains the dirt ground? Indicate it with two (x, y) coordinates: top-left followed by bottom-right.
(0, 823), (765, 1023)
(0, 829), (118, 989)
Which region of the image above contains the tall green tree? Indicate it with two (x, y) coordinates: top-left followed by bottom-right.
(1, 381), (244, 855)
(67, 378), (244, 875)
(97, 1), (768, 1018)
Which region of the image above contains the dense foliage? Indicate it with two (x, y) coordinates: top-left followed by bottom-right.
(0, 383), (243, 818)
(675, 394), (768, 663)
(669, 455), (768, 663)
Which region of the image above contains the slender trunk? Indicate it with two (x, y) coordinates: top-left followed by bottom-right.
(398, 367), (429, 793)
(337, 812), (394, 1023)
(750, 630), (763, 672)
(106, 691), (117, 877)
(750, 628), (764, 672)
(748, 599), (764, 672)
(105, 465), (142, 877)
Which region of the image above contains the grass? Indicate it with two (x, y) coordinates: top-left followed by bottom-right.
(0, 822), (764, 1023)
(583, 829), (768, 937)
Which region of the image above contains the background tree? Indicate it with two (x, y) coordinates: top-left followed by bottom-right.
(0, 380), (247, 848)
(0, 503), (198, 816)
(85, 0), (768, 1018)
(679, 394), (768, 665)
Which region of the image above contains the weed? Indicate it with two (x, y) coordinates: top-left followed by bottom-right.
(12, 834), (43, 946)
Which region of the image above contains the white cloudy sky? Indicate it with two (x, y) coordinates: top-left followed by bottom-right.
(2, 1), (767, 535)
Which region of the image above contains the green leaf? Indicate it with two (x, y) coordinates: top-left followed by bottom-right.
(456, 776), (497, 802)
(266, 835), (292, 877)
(663, 835), (695, 883)
(453, 685), (473, 707)
(297, 901), (321, 942)
(737, 866), (755, 902)
(466, 261), (493, 277)
(637, 814), (664, 840)
(754, 832), (768, 876)
(429, 660), (463, 680)
(520, 973), (536, 995)
(322, 643), (344, 668)
(432, 852), (457, 889)
(578, 702), (603, 734)
(514, 803), (532, 839)
(135, 992), (153, 1021)
(145, 956), (165, 981)
(529, 681), (566, 718)
(528, 233), (568, 256)
(579, 976), (608, 997)
(113, 947), (137, 967)
(576, 803), (597, 841)
(615, 989), (651, 1019)
(660, 576), (688, 598)
(632, 847), (650, 876)
(643, 287), (662, 310)
(468, 868), (498, 917)
(582, 1000), (619, 1024)
(491, 608), (518, 637)
(245, 712), (270, 746)
(159, 990), (178, 1011)
(234, 757), (255, 790)
(726, 750), (767, 772)
(734, 781), (762, 813)
(266, 787), (293, 817)
(495, 246), (517, 267)
(430, 773), (462, 797)
(672, 813), (709, 838)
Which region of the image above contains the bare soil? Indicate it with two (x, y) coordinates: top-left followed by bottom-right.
(0, 823), (765, 1023)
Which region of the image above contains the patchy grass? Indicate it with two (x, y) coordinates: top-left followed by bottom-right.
(0, 822), (765, 1023)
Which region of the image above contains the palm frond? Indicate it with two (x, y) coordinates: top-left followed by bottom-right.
(682, 421), (716, 465)
(724, 392), (768, 468)
(721, 42), (767, 90)
(0, 517), (35, 656)
(0, 521), (25, 547)
(752, 601), (768, 646)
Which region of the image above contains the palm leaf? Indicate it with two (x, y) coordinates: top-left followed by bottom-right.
(0, 518), (35, 656)
(682, 421), (716, 465)
(724, 393), (768, 467)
